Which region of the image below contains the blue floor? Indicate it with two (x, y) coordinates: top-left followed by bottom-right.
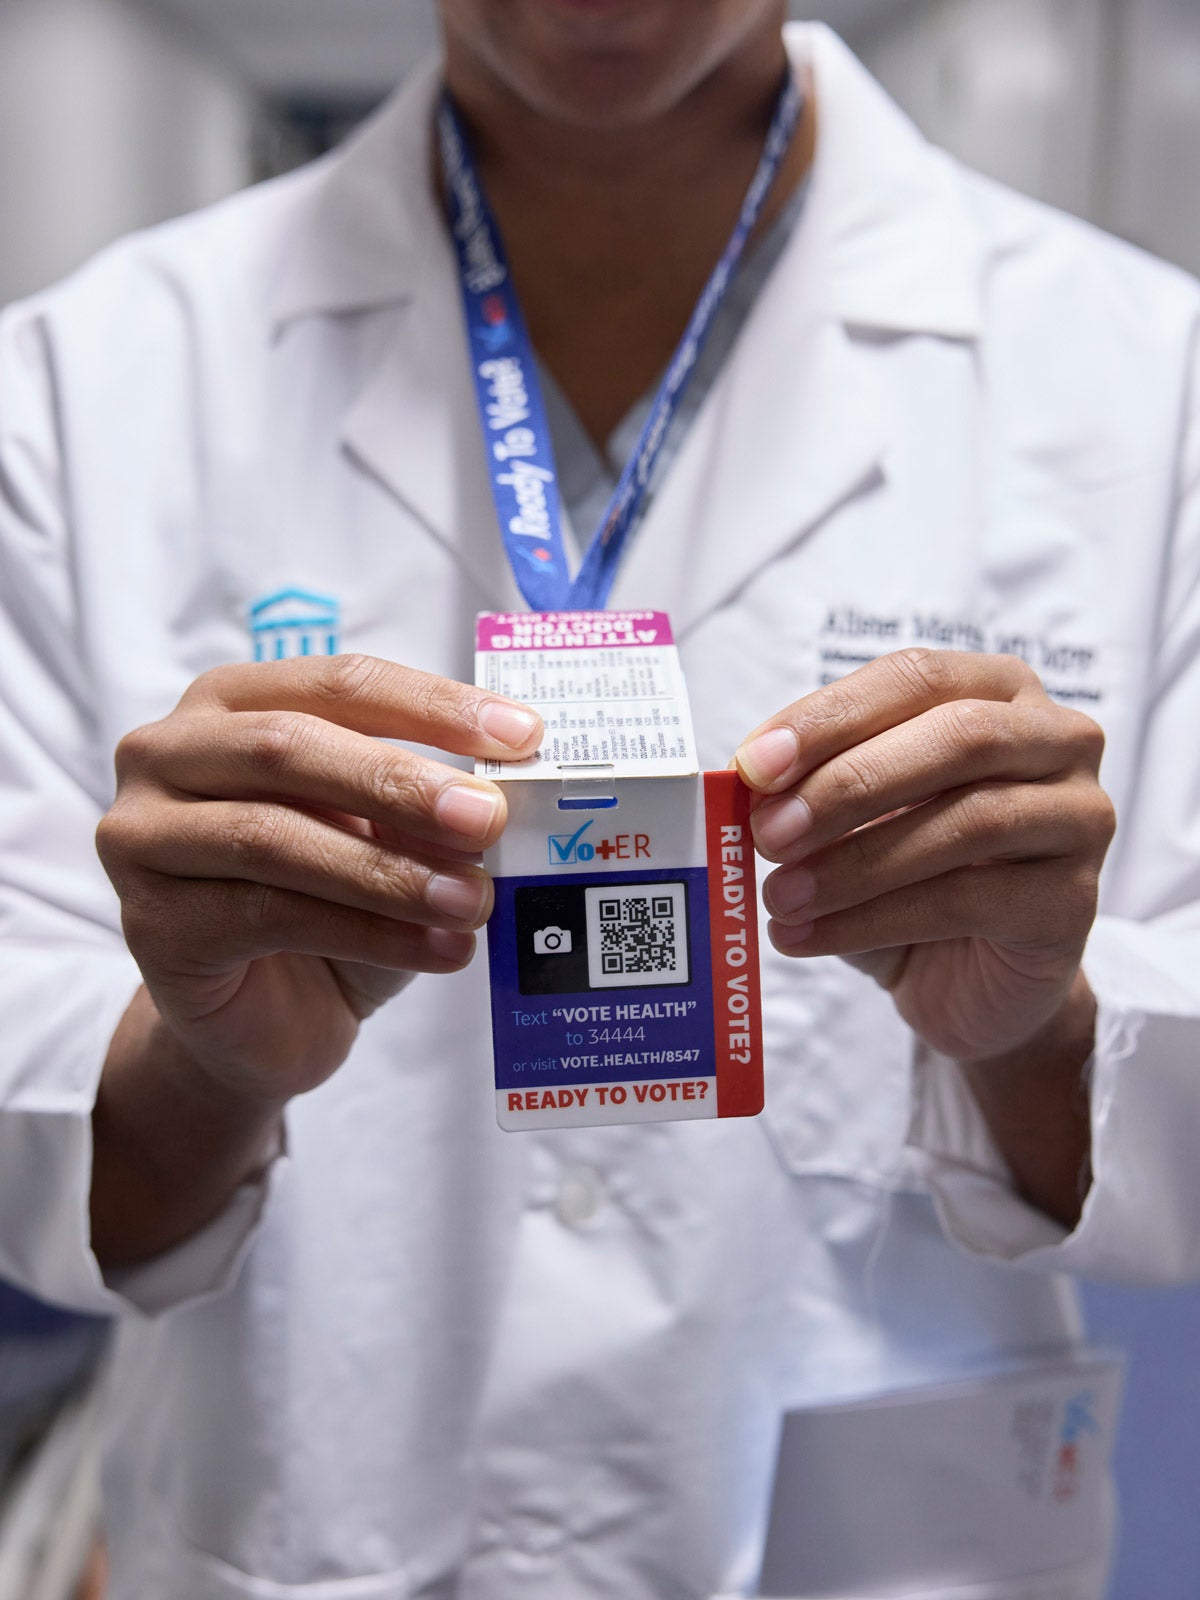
(0, 1278), (108, 1481)
(1082, 1281), (1200, 1598)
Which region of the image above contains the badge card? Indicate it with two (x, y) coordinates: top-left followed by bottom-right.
(478, 611), (763, 1131)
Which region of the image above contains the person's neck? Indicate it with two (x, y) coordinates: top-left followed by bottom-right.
(442, 30), (815, 449)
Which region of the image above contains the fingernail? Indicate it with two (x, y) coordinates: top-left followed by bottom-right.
(752, 794), (813, 856)
(479, 700), (541, 749)
(766, 867), (815, 918)
(771, 920), (814, 952)
(737, 727), (799, 790)
(435, 783), (502, 842)
(426, 927), (476, 966)
(426, 872), (490, 925)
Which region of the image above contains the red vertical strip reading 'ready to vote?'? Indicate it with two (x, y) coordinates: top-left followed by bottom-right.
(704, 770), (764, 1118)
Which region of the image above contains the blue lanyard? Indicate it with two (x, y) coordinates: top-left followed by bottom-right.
(438, 72), (804, 613)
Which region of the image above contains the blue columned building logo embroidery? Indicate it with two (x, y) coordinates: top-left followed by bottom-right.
(249, 589), (340, 661)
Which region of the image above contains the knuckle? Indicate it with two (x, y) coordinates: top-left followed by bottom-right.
(825, 749), (879, 813)
(802, 680), (859, 743)
(1096, 790), (1118, 848)
(960, 868), (996, 928)
(183, 661), (253, 709)
(399, 669), (443, 724)
(805, 690), (854, 744)
(244, 712), (308, 778)
(93, 806), (125, 871)
(95, 794), (152, 874)
(364, 754), (424, 818)
(1082, 787), (1118, 852)
(317, 652), (391, 708)
(938, 697), (1008, 757)
(192, 663), (234, 700)
(113, 720), (164, 780)
(236, 880), (287, 936)
(358, 843), (418, 905)
(997, 651), (1041, 689)
(1053, 862), (1099, 935)
(399, 668), (473, 736)
(889, 646), (954, 700)
(952, 786), (1012, 854)
(843, 820), (881, 874)
(1065, 708), (1107, 767)
(226, 804), (292, 872)
(1072, 858), (1103, 912)
(117, 873), (172, 950)
(1013, 861), (1090, 943)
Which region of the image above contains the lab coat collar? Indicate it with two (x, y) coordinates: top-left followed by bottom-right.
(267, 24), (986, 627)
(609, 22), (985, 629)
(266, 24), (985, 342)
(805, 26), (985, 340)
(338, 240), (523, 614)
(266, 58), (442, 332)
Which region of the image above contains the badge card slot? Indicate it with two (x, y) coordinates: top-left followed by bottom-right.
(557, 763), (618, 811)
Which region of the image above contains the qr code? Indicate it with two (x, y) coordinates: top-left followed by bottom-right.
(583, 883), (689, 989)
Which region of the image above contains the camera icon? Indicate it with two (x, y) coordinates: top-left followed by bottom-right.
(532, 925), (573, 956)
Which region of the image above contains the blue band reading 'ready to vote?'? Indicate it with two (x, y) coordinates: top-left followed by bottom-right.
(438, 70), (805, 613)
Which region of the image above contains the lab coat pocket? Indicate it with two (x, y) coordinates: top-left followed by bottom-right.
(752, 1574), (1110, 1600)
(755, 1355), (1122, 1600)
(150, 1533), (434, 1600)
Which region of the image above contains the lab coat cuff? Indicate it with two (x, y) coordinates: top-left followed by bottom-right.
(103, 1126), (289, 1318)
(0, 950), (288, 1318)
(1033, 918), (1200, 1284)
(0, 950), (141, 1315)
(908, 926), (1189, 1280)
(906, 1041), (1072, 1264)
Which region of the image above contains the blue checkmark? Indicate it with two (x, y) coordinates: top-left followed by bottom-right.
(548, 819), (594, 864)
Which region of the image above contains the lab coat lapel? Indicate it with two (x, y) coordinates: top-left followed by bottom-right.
(338, 266), (518, 615)
(268, 59), (519, 613)
(607, 275), (889, 638)
(610, 23), (986, 638)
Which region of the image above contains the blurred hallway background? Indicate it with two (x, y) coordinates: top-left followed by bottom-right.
(1, 3), (1198, 1597)
(2, 0), (1200, 308)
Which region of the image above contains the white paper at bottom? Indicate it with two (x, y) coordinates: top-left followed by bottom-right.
(757, 1352), (1123, 1599)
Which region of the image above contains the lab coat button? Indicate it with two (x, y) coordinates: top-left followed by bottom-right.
(554, 1169), (601, 1228)
(507, 1510), (565, 1558)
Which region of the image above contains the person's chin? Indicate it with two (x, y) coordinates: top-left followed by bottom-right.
(520, 65), (687, 132)
(534, 0), (650, 22)
(455, 0), (739, 130)
(505, 51), (683, 128)
(515, 0), (673, 54)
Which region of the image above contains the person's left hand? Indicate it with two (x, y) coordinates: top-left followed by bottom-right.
(735, 649), (1116, 1064)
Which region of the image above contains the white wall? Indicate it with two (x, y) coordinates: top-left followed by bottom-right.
(1106, 0), (1200, 275)
(149, 0), (440, 97)
(858, 0), (1102, 220)
(0, 0), (257, 307)
(842, 0), (1200, 277)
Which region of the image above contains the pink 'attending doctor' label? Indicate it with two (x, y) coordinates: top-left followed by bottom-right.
(476, 611), (675, 652)
(474, 609), (698, 780)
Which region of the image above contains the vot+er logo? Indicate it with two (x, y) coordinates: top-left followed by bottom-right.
(548, 819), (596, 865)
(547, 820), (651, 866)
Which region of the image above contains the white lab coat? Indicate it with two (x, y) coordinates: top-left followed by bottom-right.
(1, 22), (1198, 1600)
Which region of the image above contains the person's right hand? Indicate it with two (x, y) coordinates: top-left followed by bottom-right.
(96, 654), (542, 1108)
